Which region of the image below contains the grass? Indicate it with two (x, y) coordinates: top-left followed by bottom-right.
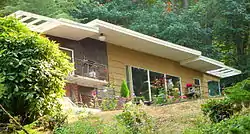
(96, 99), (207, 134)
(22, 99), (209, 134)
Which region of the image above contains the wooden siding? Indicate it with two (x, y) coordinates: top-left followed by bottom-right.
(107, 43), (219, 97)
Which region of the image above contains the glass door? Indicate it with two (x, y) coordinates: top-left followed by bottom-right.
(132, 67), (150, 101)
(208, 81), (221, 96)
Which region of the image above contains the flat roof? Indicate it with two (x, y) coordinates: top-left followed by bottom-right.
(10, 11), (241, 78)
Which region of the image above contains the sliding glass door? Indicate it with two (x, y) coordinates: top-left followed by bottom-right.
(131, 67), (150, 101)
(165, 75), (181, 96)
(129, 66), (182, 102)
(150, 71), (165, 101)
(208, 81), (221, 96)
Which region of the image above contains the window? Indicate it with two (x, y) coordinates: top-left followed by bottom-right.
(60, 47), (74, 75)
(59, 47), (74, 63)
(194, 79), (200, 86)
(128, 66), (182, 102)
(193, 78), (201, 95)
(165, 74), (182, 96)
(208, 81), (221, 96)
(150, 71), (165, 101)
(131, 67), (150, 101)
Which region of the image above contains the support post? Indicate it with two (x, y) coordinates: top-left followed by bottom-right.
(147, 70), (152, 102)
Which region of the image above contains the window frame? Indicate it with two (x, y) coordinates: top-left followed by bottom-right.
(59, 47), (74, 63)
(59, 47), (75, 75)
(126, 65), (183, 101)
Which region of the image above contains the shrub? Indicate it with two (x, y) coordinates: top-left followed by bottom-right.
(101, 98), (118, 111)
(54, 116), (129, 134)
(35, 112), (68, 131)
(201, 99), (241, 123)
(201, 78), (250, 123)
(184, 114), (250, 134)
(0, 17), (73, 125)
(120, 80), (130, 98)
(116, 103), (155, 134)
(224, 78), (250, 106)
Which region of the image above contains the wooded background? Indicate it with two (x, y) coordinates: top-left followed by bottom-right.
(1, 0), (249, 85)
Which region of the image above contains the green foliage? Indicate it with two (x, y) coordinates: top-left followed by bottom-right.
(0, 0), (74, 19)
(101, 98), (118, 111)
(191, 0), (250, 82)
(201, 78), (250, 123)
(116, 103), (155, 134)
(153, 88), (166, 105)
(1, 0), (249, 84)
(0, 17), (73, 125)
(54, 116), (129, 134)
(224, 78), (250, 105)
(184, 113), (250, 134)
(17, 121), (45, 134)
(36, 113), (68, 130)
(120, 80), (130, 98)
(201, 99), (238, 123)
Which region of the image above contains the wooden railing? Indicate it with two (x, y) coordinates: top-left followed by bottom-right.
(74, 58), (108, 81)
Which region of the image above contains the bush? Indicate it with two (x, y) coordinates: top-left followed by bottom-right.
(120, 80), (130, 98)
(101, 98), (118, 111)
(54, 116), (129, 134)
(201, 99), (242, 123)
(201, 78), (250, 123)
(224, 78), (250, 106)
(184, 114), (250, 134)
(0, 17), (73, 125)
(116, 103), (155, 134)
(36, 113), (68, 130)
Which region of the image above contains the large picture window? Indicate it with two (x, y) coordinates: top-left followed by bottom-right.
(165, 75), (181, 96)
(129, 66), (182, 102)
(150, 71), (165, 101)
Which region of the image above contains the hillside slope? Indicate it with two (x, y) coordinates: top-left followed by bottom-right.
(97, 99), (207, 134)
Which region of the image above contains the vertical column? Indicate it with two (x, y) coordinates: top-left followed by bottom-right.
(179, 77), (183, 96)
(164, 74), (168, 95)
(218, 80), (221, 96)
(126, 66), (134, 96)
(147, 70), (152, 102)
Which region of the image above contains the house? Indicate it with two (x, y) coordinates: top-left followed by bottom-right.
(10, 11), (241, 104)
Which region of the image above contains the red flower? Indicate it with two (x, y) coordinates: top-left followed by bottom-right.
(180, 95), (187, 99)
(92, 90), (97, 97)
(186, 83), (193, 87)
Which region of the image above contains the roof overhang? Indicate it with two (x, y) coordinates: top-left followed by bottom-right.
(9, 11), (99, 40)
(87, 19), (202, 62)
(181, 56), (241, 78)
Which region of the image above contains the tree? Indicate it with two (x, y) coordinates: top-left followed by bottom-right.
(0, 17), (73, 124)
(120, 80), (130, 98)
(2, 0), (248, 84)
(0, 0), (74, 19)
(70, 0), (215, 56)
(188, 0), (250, 83)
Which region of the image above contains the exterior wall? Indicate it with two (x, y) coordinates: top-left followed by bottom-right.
(65, 83), (80, 102)
(47, 36), (108, 65)
(46, 36), (108, 102)
(107, 43), (219, 96)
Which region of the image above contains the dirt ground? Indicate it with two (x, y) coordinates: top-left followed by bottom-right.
(96, 99), (207, 134)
